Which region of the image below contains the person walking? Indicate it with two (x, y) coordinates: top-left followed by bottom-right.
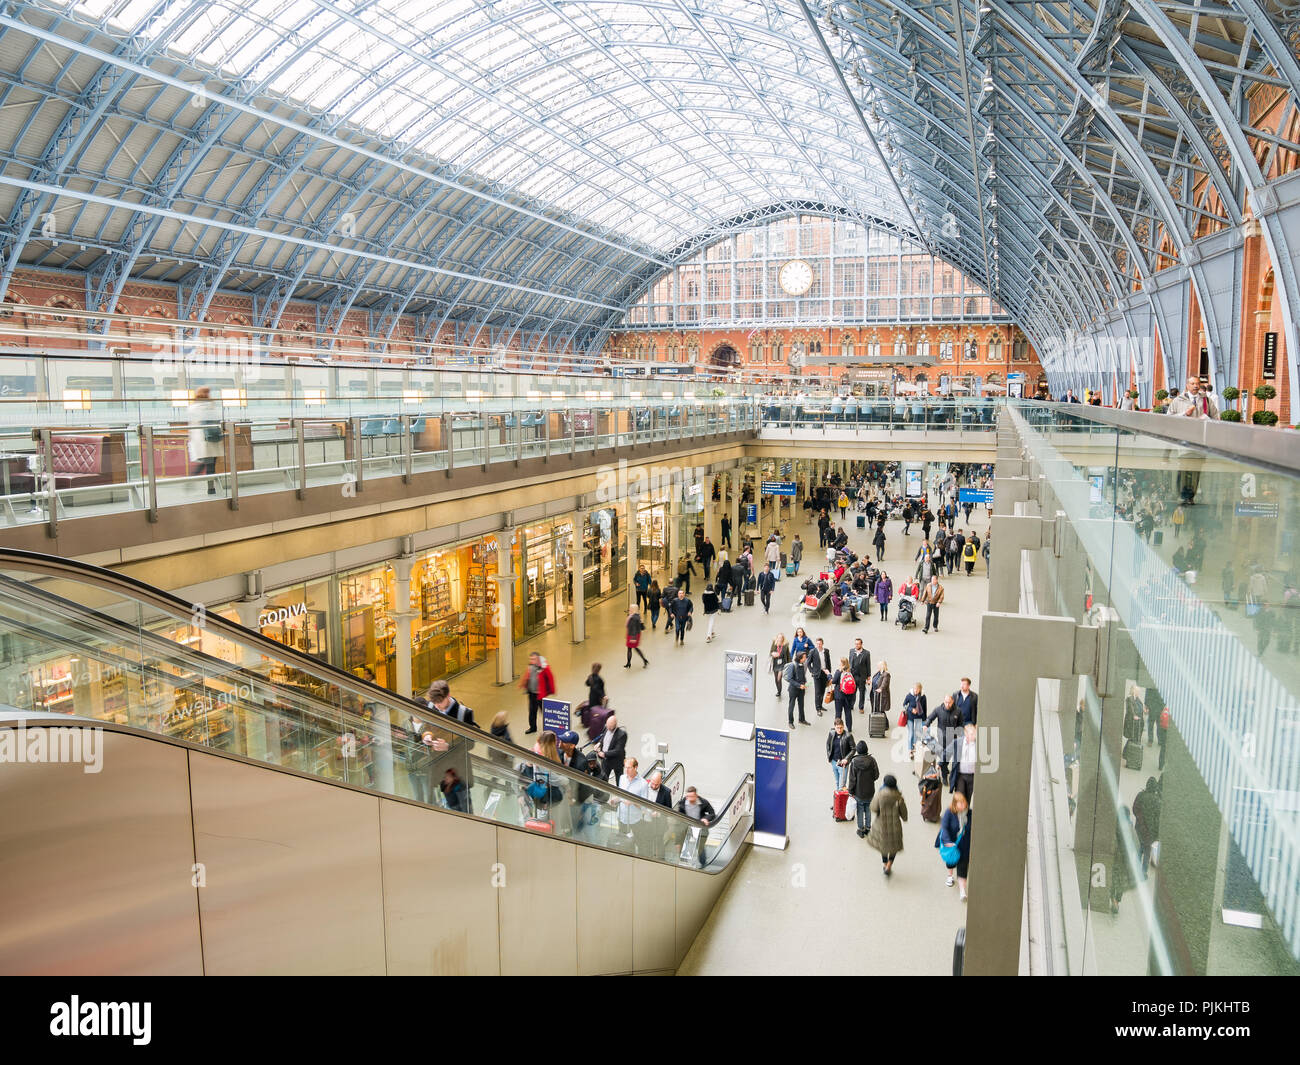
(675, 553), (697, 594)
(785, 651), (809, 727)
(647, 579), (663, 629)
(870, 661), (892, 723)
(846, 740), (880, 837)
(872, 523), (886, 562)
(953, 677), (978, 725)
(848, 637), (871, 714)
(670, 588), (693, 645)
(951, 722), (978, 801)
(903, 681), (927, 758)
(827, 717), (856, 791)
(919, 573), (944, 634)
(187, 385), (224, 495)
(660, 583), (677, 633)
(625, 606), (648, 667)
(937, 791), (971, 897)
(764, 535), (781, 577)
(595, 714), (628, 784)
(790, 534), (803, 575)
(756, 562), (777, 614)
(702, 583), (721, 642)
(791, 626), (813, 661)
(808, 636), (832, 716)
(633, 565), (651, 609)
(926, 693), (963, 788)
(831, 656), (855, 732)
(518, 650), (555, 735)
(867, 774), (908, 874)
(720, 513), (731, 551)
(584, 662), (606, 711)
(1132, 776), (1161, 876)
(769, 632), (791, 697)
(875, 570), (893, 620)
(698, 536), (716, 579)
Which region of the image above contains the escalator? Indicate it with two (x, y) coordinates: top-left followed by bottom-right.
(0, 549), (752, 975)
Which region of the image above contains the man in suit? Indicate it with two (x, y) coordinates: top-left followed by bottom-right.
(784, 651), (809, 727)
(953, 678), (978, 725)
(596, 714), (628, 784)
(848, 638), (872, 713)
(808, 637), (832, 716)
(756, 562), (777, 614)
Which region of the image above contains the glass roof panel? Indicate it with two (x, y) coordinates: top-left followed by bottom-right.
(65, 0), (910, 247)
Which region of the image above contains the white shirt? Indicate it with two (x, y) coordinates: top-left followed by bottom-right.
(618, 773), (648, 824)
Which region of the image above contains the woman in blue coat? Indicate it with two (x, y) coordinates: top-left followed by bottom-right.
(903, 682), (927, 756)
(935, 791), (972, 900)
(791, 627), (814, 661)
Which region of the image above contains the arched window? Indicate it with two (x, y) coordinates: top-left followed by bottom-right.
(1012, 335), (1029, 362)
(964, 338), (979, 361)
(988, 333), (1004, 361)
(893, 336), (908, 360)
(841, 334), (854, 359)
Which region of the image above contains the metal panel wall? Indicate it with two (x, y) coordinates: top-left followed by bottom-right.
(576, 846), (635, 975)
(496, 829), (580, 976)
(188, 750), (388, 976)
(0, 729), (203, 975)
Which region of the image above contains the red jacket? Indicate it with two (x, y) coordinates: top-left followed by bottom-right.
(521, 661), (556, 700)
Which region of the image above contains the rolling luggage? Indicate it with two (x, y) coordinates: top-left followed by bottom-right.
(720, 595), (734, 612)
(833, 788), (851, 822)
(919, 771), (942, 823)
(786, 563), (796, 576)
(1153, 529), (1163, 546)
(744, 589), (755, 606)
(857, 514), (866, 528)
(868, 711), (888, 738)
(1123, 738), (1143, 770)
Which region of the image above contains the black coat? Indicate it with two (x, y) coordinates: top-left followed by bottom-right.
(715, 560), (733, 590)
(847, 752), (880, 801)
(597, 727), (628, 766)
(826, 728), (857, 763)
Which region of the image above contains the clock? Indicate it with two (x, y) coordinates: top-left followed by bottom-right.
(778, 259), (814, 297)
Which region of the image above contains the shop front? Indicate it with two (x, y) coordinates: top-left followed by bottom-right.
(583, 505), (627, 604)
(519, 519), (574, 638)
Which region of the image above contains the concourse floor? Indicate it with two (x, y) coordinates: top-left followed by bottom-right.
(446, 501), (990, 976)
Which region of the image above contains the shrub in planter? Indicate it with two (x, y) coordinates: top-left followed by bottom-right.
(1156, 389), (1169, 402)
(1254, 384), (1277, 401)
(1152, 403), (1167, 414)
(1125, 389), (1139, 399)
(1220, 409), (1242, 422)
(1222, 386), (1240, 402)
(1252, 409), (1279, 426)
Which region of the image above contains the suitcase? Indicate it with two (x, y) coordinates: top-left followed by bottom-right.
(786, 563), (796, 576)
(1123, 738), (1143, 770)
(857, 514), (866, 528)
(920, 778), (942, 823)
(916, 745), (937, 779)
(1153, 529), (1163, 546)
(868, 711), (888, 738)
(833, 788), (851, 821)
(744, 589), (755, 606)
(525, 817), (554, 833)
(720, 595), (733, 612)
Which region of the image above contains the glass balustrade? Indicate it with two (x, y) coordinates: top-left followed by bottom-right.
(1005, 400), (1300, 976)
(0, 551), (753, 872)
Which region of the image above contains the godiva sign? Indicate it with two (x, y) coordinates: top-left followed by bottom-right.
(258, 602), (307, 627)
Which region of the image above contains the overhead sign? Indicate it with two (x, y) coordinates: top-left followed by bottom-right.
(761, 480), (796, 496)
(745, 503), (757, 523)
(780, 461), (792, 476)
(904, 468), (923, 499)
(958, 487), (994, 505)
(1235, 501), (1279, 518)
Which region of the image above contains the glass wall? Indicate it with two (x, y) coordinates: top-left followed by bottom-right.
(1012, 402), (1300, 976)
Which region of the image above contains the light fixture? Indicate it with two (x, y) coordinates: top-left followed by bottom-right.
(303, 387), (326, 406)
(983, 126), (995, 147)
(220, 388), (246, 407)
(170, 389), (192, 407)
(981, 67), (994, 94)
(550, 390), (564, 401)
(465, 390), (485, 402)
(402, 389), (421, 404)
(62, 388), (91, 411)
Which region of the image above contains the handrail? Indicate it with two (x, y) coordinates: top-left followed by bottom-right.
(1010, 398), (1300, 476)
(0, 549), (745, 851)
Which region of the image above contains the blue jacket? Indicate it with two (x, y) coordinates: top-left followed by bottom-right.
(756, 569), (777, 593)
(935, 809), (972, 865)
(903, 690), (927, 722)
(953, 689), (978, 725)
(791, 634), (814, 659)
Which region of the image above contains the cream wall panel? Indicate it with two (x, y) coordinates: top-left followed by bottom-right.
(496, 828), (578, 975)
(576, 846), (634, 975)
(0, 729), (202, 975)
(188, 751), (387, 975)
(380, 799), (501, 975)
(632, 859), (677, 973)
(675, 861), (737, 967)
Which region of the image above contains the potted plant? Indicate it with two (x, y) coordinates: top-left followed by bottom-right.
(1220, 409), (1242, 422)
(1252, 409), (1279, 426)
(1222, 385), (1240, 405)
(1253, 384), (1277, 402)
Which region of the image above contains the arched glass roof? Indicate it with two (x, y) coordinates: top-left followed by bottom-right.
(0, 0), (1295, 362)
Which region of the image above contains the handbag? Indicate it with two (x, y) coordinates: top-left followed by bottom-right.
(823, 689), (835, 706)
(203, 423), (222, 443)
(939, 827), (964, 867)
(897, 710), (907, 728)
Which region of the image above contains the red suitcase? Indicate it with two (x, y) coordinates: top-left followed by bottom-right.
(833, 789), (851, 822)
(525, 818), (554, 833)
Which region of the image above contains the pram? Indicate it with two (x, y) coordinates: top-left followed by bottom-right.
(895, 594), (917, 629)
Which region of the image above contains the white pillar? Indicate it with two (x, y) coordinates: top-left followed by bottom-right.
(393, 554), (416, 698)
(570, 510), (586, 643)
(232, 597), (268, 669)
(627, 500), (639, 607)
(492, 531), (517, 686)
(727, 466), (740, 556)
(753, 463), (763, 547)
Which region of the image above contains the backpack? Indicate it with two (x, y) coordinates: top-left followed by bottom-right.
(840, 673), (857, 696)
(963, 543), (977, 562)
(1159, 708), (1170, 729)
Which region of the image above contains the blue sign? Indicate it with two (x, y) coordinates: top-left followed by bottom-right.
(1235, 501), (1279, 518)
(745, 503), (757, 523)
(541, 697), (570, 736)
(754, 727), (789, 838)
(761, 480), (796, 496)
(780, 461), (792, 476)
(958, 488), (994, 505)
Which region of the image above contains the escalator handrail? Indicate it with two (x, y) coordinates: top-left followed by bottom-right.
(0, 548), (740, 835)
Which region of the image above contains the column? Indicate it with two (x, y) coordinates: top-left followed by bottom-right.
(392, 553), (417, 698)
(728, 465), (740, 558)
(492, 531), (517, 686)
(702, 489), (716, 553)
(752, 463), (763, 547)
(232, 596), (268, 669)
(570, 509), (586, 643)
(803, 459), (811, 511)
(627, 501), (639, 607)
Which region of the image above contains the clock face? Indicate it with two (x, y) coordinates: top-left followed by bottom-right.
(779, 259), (814, 296)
